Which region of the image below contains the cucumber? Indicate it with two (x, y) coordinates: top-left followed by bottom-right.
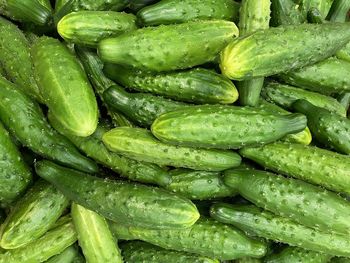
(58, 11), (137, 47)
(336, 42), (350, 62)
(271, 0), (305, 26)
(262, 82), (347, 116)
(32, 37), (98, 137)
(0, 217), (77, 263)
(327, 0), (350, 22)
(331, 257), (350, 263)
(165, 169), (236, 200)
(103, 85), (190, 127)
(307, 7), (326, 22)
(223, 168), (350, 235)
(35, 160), (200, 229)
(0, 76), (98, 173)
(45, 245), (84, 263)
(0, 17), (43, 102)
(104, 65), (238, 104)
(151, 105), (307, 149)
(239, 142), (350, 194)
(109, 218), (267, 260)
(137, 0), (240, 26)
(121, 241), (220, 263)
(293, 99), (350, 154)
(300, 0), (334, 19)
(236, 257), (261, 263)
(71, 203), (122, 263)
(220, 23), (350, 80)
(98, 20), (239, 72)
(103, 127), (242, 171)
(0, 180), (69, 249)
(210, 203), (350, 257)
(129, 0), (159, 11)
(337, 92), (350, 111)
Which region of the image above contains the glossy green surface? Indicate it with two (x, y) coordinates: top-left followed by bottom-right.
(45, 245), (84, 263)
(265, 246), (331, 263)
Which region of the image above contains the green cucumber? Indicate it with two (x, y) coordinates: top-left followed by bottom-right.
(121, 241), (220, 263)
(151, 105), (307, 149)
(35, 160), (199, 229)
(331, 257), (350, 263)
(109, 218), (267, 260)
(336, 92), (350, 111)
(103, 127), (242, 171)
(262, 82), (347, 116)
(327, 0), (350, 22)
(129, 0), (159, 11)
(71, 203), (122, 263)
(236, 257), (261, 263)
(271, 0), (305, 26)
(137, 0), (240, 26)
(300, 0), (334, 19)
(239, 142), (350, 194)
(336, 42), (350, 62)
(45, 245), (84, 263)
(0, 76), (98, 173)
(220, 23), (350, 80)
(307, 7), (326, 23)
(58, 11), (137, 47)
(210, 203), (350, 257)
(223, 168), (350, 235)
(104, 65), (238, 104)
(32, 37), (98, 137)
(98, 20), (239, 72)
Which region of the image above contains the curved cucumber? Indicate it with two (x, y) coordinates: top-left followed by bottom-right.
(327, 0), (350, 22)
(35, 160), (199, 229)
(45, 245), (84, 263)
(98, 20), (238, 72)
(151, 105), (307, 149)
(32, 37), (98, 137)
(265, 246), (331, 263)
(271, 0), (305, 26)
(103, 127), (242, 171)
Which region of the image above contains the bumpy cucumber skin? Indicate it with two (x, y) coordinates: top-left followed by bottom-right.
(45, 245), (84, 263)
(121, 241), (220, 263)
(239, 142), (350, 194)
(0, 218), (77, 263)
(72, 203), (122, 263)
(327, 0), (350, 22)
(262, 82), (347, 116)
(0, 76), (98, 173)
(103, 127), (242, 171)
(0, 17), (43, 102)
(220, 23), (350, 80)
(278, 58), (350, 95)
(265, 246), (331, 263)
(32, 37), (98, 137)
(35, 160), (199, 229)
(271, 0), (306, 26)
(110, 218), (267, 260)
(103, 85), (190, 127)
(98, 20), (239, 72)
(152, 105), (307, 149)
(210, 203), (350, 257)
(224, 168), (350, 235)
(137, 0), (240, 26)
(337, 42), (350, 62)
(104, 65), (238, 104)
(58, 11), (137, 47)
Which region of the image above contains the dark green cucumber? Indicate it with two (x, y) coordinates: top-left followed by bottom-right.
(239, 142), (350, 194)
(0, 76), (98, 173)
(72, 203), (122, 263)
(165, 169), (236, 200)
(337, 92), (350, 111)
(210, 203), (350, 257)
(32, 37), (98, 137)
(103, 127), (241, 171)
(307, 7), (326, 23)
(300, 0), (334, 19)
(104, 65), (238, 104)
(137, 0), (240, 26)
(103, 85), (190, 127)
(109, 218), (267, 260)
(35, 160), (199, 229)
(121, 241), (220, 263)
(223, 168), (350, 235)
(45, 245), (84, 263)
(262, 82), (347, 116)
(293, 99), (350, 154)
(236, 257), (261, 263)
(0, 180), (69, 249)
(271, 0), (305, 26)
(220, 23), (350, 80)
(327, 0), (350, 22)
(58, 11), (137, 47)
(331, 257), (350, 263)
(129, 0), (159, 11)
(151, 105), (307, 149)
(0, 217), (77, 263)
(98, 20), (239, 72)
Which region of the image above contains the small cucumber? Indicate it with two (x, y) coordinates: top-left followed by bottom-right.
(58, 11), (137, 47)
(327, 0), (350, 22)
(103, 127), (242, 171)
(104, 65), (238, 104)
(300, 0), (334, 19)
(98, 20), (239, 72)
(271, 0), (306, 26)
(336, 92), (350, 111)
(45, 245), (84, 263)
(35, 160), (199, 229)
(239, 142), (350, 194)
(265, 246), (331, 263)
(336, 42), (350, 62)
(71, 203), (122, 263)
(151, 105), (307, 149)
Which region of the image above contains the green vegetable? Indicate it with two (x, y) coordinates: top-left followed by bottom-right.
(336, 92), (350, 111)
(98, 20), (239, 72)
(336, 42), (350, 62)
(35, 160), (199, 229)
(129, 0), (159, 11)
(307, 7), (325, 23)
(103, 127), (242, 171)
(45, 245), (84, 263)
(331, 257), (350, 263)
(271, 0), (305, 26)
(236, 257), (261, 263)
(300, 0), (334, 19)
(327, 0), (350, 22)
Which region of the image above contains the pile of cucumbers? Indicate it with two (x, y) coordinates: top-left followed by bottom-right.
(0, 0), (349, 262)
